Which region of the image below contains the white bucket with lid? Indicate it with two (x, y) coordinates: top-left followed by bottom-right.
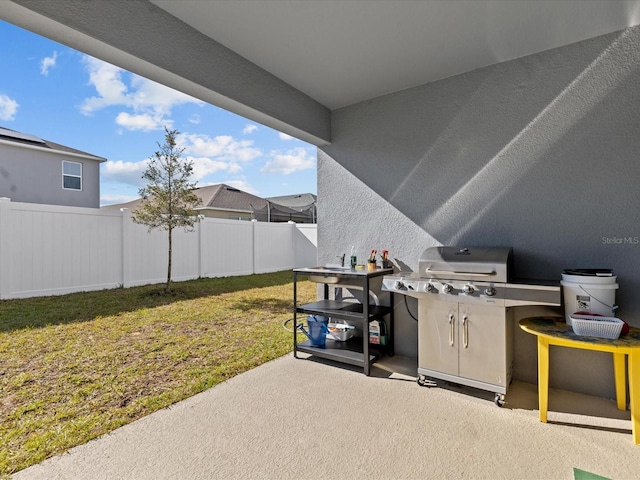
(561, 269), (618, 325)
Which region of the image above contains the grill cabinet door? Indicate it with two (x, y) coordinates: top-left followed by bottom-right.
(418, 299), (458, 376)
(458, 304), (508, 387)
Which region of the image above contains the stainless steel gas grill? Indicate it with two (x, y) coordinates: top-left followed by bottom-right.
(382, 246), (560, 406)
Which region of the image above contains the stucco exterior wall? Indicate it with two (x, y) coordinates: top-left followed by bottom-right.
(0, 142), (101, 208)
(319, 27), (640, 398)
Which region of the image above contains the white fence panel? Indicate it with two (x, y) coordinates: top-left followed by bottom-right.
(254, 221), (294, 273)
(126, 219), (170, 287)
(293, 224), (318, 267)
(2, 200), (122, 298)
(171, 224), (201, 282)
(202, 218), (254, 277)
(0, 198), (316, 299)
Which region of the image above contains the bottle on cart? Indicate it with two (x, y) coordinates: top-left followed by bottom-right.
(350, 246), (357, 269)
(369, 319), (388, 346)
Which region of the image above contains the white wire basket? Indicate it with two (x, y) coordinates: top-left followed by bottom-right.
(570, 314), (623, 339)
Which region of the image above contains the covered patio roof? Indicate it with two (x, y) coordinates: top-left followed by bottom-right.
(2, 0), (640, 145)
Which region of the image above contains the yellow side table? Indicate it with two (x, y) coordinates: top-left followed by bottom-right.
(519, 316), (640, 445)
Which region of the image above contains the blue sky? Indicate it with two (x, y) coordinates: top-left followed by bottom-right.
(0, 20), (317, 206)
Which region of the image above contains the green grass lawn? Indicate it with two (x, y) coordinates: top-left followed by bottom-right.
(0, 271), (316, 476)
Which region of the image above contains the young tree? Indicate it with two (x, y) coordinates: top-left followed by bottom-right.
(132, 127), (201, 293)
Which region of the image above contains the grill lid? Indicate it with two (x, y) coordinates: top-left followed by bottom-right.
(418, 246), (512, 282)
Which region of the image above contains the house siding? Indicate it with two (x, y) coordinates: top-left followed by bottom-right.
(319, 26), (640, 399)
(0, 141), (101, 208)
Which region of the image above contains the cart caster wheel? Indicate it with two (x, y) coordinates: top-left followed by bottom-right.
(494, 393), (505, 407)
(417, 376), (437, 388)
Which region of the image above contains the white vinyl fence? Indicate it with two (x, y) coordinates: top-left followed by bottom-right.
(0, 198), (317, 299)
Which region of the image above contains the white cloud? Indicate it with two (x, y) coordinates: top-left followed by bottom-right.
(243, 124), (258, 134)
(178, 133), (262, 162)
(0, 94), (19, 121)
(188, 156), (238, 180)
(40, 51), (58, 76)
(234, 144), (262, 162)
(115, 112), (169, 132)
(278, 132), (293, 141)
(79, 58), (128, 114)
(101, 159), (149, 187)
(101, 130), (266, 190)
(227, 163), (243, 174)
(100, 193), (140, 207)
(79, 55), (203, 131)
(101, 153), (244, 189)
(189, 114), (201, 124)
(261, 147), (316, 175)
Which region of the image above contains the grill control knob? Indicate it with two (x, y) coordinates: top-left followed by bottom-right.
(484, 287), (497, 297)
(394, 281), (405, 290)
(463, 284), (475, 295)
(425, 283), (436, 293)
(442, 283), (453, 294)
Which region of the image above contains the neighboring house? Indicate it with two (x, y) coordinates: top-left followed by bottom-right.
(0, 126), (106, 208)
(104, 183), (316, 223)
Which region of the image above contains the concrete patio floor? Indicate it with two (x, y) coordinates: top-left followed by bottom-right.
(14, 353), (640, 480)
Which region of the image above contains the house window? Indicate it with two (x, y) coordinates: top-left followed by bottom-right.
(62, 161), (82, 190)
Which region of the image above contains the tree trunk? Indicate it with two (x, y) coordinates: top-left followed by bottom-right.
(166, 226), (173, 293)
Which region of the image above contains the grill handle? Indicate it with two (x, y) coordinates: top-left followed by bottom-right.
(462, 315), (469, 348)
(448, 314), (455, 346)
(425, 269), (496, 277)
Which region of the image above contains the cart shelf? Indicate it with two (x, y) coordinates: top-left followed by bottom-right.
(296, 337), (381, 368)
(293, 266), (394, 375)
(296, 300), (392, 322)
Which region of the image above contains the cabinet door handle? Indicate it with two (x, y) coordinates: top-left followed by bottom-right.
(448, 313), (455, 346)
(462, 315), (469, 348)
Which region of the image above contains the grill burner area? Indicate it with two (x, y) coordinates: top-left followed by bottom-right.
(383, 246), (559, 307)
